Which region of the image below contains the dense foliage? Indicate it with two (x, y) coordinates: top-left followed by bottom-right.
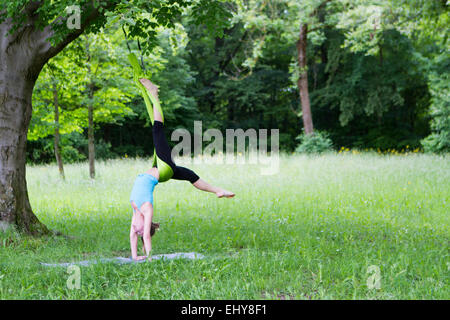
(295, 131), (333, 154)
(23, 0), (448, 164)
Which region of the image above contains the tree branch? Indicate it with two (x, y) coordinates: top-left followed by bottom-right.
(306, 0), (332, 33)
(36, 1), (118, 64)
(1, 1), (43, 53)
(24, 1), (43, 16)
(219, 30), (248, 73)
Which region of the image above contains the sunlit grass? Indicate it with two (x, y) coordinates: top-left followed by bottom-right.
(0, 153), (449, 299)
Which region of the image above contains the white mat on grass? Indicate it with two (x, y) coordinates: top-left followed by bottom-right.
(40, 252), (205, 267)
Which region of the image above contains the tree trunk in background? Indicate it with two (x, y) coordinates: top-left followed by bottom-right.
(296, 24), (314, 135)
(379, 44), (383, 66)
(88, 99), (95, 179)
(53, 87), (65, 180)
(85, 38), (96, 180)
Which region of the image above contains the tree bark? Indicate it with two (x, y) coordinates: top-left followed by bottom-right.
(88, 98), (95, 179)
(85, 38), (96, 180)
(0, 21), (49, 234)
(296, 24), (314, 135)
(53, 86), (65, 180)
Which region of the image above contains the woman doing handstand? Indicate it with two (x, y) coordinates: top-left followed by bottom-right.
(129, 79), (234, 261)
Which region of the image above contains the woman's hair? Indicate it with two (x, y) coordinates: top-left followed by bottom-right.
(150, 222), (160, 237)
(140, 222), (160, 245)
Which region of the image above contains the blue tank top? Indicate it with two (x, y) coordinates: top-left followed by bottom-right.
(130, 173), (159, 210)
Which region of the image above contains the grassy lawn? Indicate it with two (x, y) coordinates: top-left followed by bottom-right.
(0, 153), (448, 299)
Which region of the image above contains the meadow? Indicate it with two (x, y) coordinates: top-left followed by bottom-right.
(0, 153), (448, 299)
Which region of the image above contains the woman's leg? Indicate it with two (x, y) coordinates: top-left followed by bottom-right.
(141, 78), (234, 198)
(172, 166), (234, 198)
(152, 120), (177, 172)
(193, 178), (235, 198)
(172, 166), (199, 183)
(140, 78), (176, 173)
(139, 78), (163, 123)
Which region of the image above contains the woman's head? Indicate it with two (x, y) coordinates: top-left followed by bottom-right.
(139, 222), (159, 247)
(132, 210), (160, 237)
(150, 222), (160, 236)
(133, 221), (160, 237)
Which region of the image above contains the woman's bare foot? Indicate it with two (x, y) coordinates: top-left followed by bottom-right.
(139, 78), (159, 98)
(216, 189), (235, 198)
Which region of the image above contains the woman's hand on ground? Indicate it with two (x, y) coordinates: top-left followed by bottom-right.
(134, 255), (147, 261)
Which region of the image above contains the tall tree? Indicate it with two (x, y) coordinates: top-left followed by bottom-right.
(296, 23), (314, 134)
(31, 43), (86, 179)
(233, 0), (334, 135)
(0, 0), (231, 234)
(80, 32), (135, 178)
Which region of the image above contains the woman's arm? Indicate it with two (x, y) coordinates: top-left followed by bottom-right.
(142, 205), (154, 261)
(130, 219), (139, 260)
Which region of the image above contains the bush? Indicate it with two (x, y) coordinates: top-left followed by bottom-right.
(27, 138), (54, 164)
(295, 131), (333, 154)
(421, 59), (450, 154)
(60, 132), (87, 163)
(61, 145), (86, 163)
(421, 132), (450, 154)
(95, 139), (118, 160)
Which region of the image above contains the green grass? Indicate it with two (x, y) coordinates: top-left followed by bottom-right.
(1, 153), (449, 299)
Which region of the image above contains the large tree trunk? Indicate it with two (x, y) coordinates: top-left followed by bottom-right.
(0, 24), (49, 234)
(296, 24), (314, 135)
(53, 86), (65, 180)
